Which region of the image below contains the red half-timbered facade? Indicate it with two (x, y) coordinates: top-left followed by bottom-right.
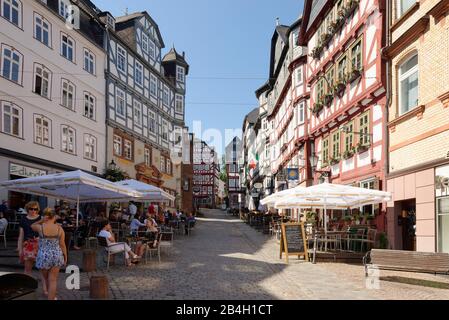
(300, 0), (387, 230)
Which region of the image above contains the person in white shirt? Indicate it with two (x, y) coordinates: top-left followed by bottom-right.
(98, 221), (141, 266)
(130, 216), (146, 236)
(128, 202), (137, 219)
(0, 212), (8, 234)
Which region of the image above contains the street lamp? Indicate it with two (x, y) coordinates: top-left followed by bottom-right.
(309, 151), (331, 178)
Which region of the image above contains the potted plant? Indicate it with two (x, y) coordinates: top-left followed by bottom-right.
(342, 148), (355, 160)
(323, 93), (334, 107)
(306, 211), (317, 226)
(333, 81), (346, 97)
(347, 67), (363, 83)
(338, 8), (347, 19)
(379, 232), (389, 249)
(320, 32), (332, 47)
(310, 45), (323, 59)
(356, 142), (370, 153)
(329, 157), (340, 166)
(312, 101), (324, 115)
(345, 0), (360, 18)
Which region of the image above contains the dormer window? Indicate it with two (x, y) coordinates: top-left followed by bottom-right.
(106, 14), (115, 31)
(176, 66), (185, 82)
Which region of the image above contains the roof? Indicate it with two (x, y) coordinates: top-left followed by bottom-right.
(115, 11), (165, 48)
(243, 107), (260, 132)
(275, 25), (290, 43)
(162, 47), (190, 72)
(307, 0), (327, 32)
(255, 81), (270, 98)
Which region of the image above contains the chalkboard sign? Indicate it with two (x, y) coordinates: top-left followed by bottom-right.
(280, 222), (309, 263)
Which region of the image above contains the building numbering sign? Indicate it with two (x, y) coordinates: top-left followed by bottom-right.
(280, 222), (309, 264)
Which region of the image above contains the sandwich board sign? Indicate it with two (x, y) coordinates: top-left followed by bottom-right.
(280, 222), (309, 264)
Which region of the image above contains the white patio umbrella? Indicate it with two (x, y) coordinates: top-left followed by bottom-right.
(248, 197), (256, 211)
(0, 170), (142, 227)
(113, 180), (175, 202)
(260, 186), (304, 207)
(274, 182), (391, 249)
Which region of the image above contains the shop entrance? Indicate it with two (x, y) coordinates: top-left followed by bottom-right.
(437, 197), (449, 253)
(397, 199), (416, 251)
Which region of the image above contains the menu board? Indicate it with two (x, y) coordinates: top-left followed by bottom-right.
(280, 222), (308, 263)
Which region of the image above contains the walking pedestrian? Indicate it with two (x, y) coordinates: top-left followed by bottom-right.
(31, 208), (67, 300)
(17, 201), (41, 276)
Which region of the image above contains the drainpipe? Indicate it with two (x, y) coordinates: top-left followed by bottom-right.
(104, 25), (111, 174)
(382, 2), (392, 241)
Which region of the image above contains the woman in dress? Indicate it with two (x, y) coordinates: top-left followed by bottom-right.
(17, 201), (41, 276)
(32, 208), (67, 300)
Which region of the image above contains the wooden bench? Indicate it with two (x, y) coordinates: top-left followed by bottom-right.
(363, 249), (449, 277)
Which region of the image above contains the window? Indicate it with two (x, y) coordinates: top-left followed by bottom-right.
(84, 134), (96, 160)
(150, 75), (157, 97)
(292, 31), (299, 47)
(34, 13), (50, 47)
(322, 137), (329, 166)
(144, 147), (151, 166)
(113, 135), (122, 156)
(117, 45), (126, 72)
(166, 159), (172, 175)
(1, 101), (21, 137)
(61, 34), (74, 62)
(133, 101), (142, 126)
(325, 66), (335, 93)
(297, 102), (305, 124)
(124, 139), (132, 160)
(116, 88), (125, 116)
(399, 54), (418, 115)
(61, 79), (75, 110)
(175, 94), (184, 113)
(350, 40), (362, 71)
(142, 33), (148, 53)
(149, 40), (155, 59)
(83, 49), (95, 74)
(337, 55), (347, 82)
(316, 78), (325, 101)
(358, 111), (370, 145)
(34, 114), (51, 146)
(61, 125), (75, 154)
(331, 130), (340, 159)
(160, 156), (166, 172)
(296, 67), (303, 85)
(344, 121), (354, 152)
(397, 0), (416, 18)
(1, 45), (22, 84)
(34, 64), (51, 99)
(176, 66), (185, 82)
(162, 121), (168, 141)
(148, 111), (156, 134)
(360, 179), (376, 216)
(163, 86), (169, 106)
(83, 92), (95, 120)
(1, 0), (21, 27)
(59, 0), (69, 19)
(135, 62), (143, 86)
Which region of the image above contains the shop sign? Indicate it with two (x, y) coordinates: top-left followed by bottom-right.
(10, 163), (47, 178)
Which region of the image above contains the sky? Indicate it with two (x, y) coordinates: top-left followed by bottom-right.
(93, 0), (304, 155)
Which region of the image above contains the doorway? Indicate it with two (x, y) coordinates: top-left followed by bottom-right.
(397, 199), (416, 251)
(437, 197), (449, 253)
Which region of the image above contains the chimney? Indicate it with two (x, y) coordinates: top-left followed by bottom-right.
(276, 17), (280, 26)
(182, 51), (185, 58)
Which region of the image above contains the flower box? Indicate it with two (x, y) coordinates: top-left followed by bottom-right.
(347, 68), (363, 83)
(320, 33), (333, 47)
(329, 157), (340, 166)
(312, 102), (324, 115)
(310, 45), (323, 59)
(342, 149), (355, 160)
(323, 94), (334, 107)
(345, 0), (360, 18)
(333, 82), (346, 96)
(356, 143), (370, 153)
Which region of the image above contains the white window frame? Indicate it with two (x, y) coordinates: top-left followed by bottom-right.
(175, 94), (184, 113)
(148, 111), (156, 133)
(162, 120), (168, 141)
(297, 101), (305, 124)
(117, 45), (126, 73)
(61, 33), (75, 62)
(142, 33), (148, 53)
(163, 86), (169, 106)
(61, 79), (75, 110)
(116, 88), (125, 117)
(124, 139), (132, 160)
(1, 45), (22, 84)
(0, 101), (22, 137)
(396, 0), (416, 19)
(1, 0), (22, 27)
(61, 125), (76, 154)
(133, 100), (142, 126)
(176, 66), (185, 82)
(398, 54), (419, 116)
(83, 92), (95, 120)
(33, 63), (51, 99)
(296, 67), (303, 86)
(149, 40), (155, 59)
(58, 0), (69, 19)
(144, 147), (151, 166)
(166, 159), (171, 175)
(84, 134), (96, 161)
(150, 74), (157, 97)
(34, 114), (51, 147)
(83, 48), (95, 75)
(113, 134), (122, 157)
(34, 13), (51, 47)
(135, 61), (143, 86)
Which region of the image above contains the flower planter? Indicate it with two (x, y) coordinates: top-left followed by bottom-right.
(320, 33), (332, 47)
(333, 82), (346, 97)
(329, 157), (340, 166)
(323, 94), (333, 107)
(342, 150), (354, 160)
(345, 0), (360, 18)
(310, 45), (323, 59)
(312, 103), (324, 115)
(356, 143), (369, 153)
(347, 69), (362, 83)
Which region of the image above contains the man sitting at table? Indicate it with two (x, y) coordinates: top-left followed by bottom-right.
(98, 220), (142, 266)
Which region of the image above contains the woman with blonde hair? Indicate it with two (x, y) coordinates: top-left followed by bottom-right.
(18, 201), (41, 275)
(32, 208), (67, 300)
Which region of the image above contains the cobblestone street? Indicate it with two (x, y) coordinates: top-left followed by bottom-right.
(2, 209), (449, 300)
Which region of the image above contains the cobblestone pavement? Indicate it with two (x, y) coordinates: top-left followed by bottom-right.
(2, 208), (449, 300)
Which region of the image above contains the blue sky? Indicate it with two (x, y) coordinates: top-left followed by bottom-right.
(93, 0), (304, 155)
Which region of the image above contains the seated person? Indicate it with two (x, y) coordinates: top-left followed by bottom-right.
(185, 213), (196, 234)
(130, 215), (146, 237)
(144, 214), (159, 247)
(0, 212), (8, 234)
(98, 221), (142, 266)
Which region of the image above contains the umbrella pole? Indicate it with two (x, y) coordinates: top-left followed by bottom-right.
(76, 184), (80, 228)
(324, 197), (328, 252)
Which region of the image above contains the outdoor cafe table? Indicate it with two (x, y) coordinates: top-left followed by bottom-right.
(310, 230), (352, 252)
